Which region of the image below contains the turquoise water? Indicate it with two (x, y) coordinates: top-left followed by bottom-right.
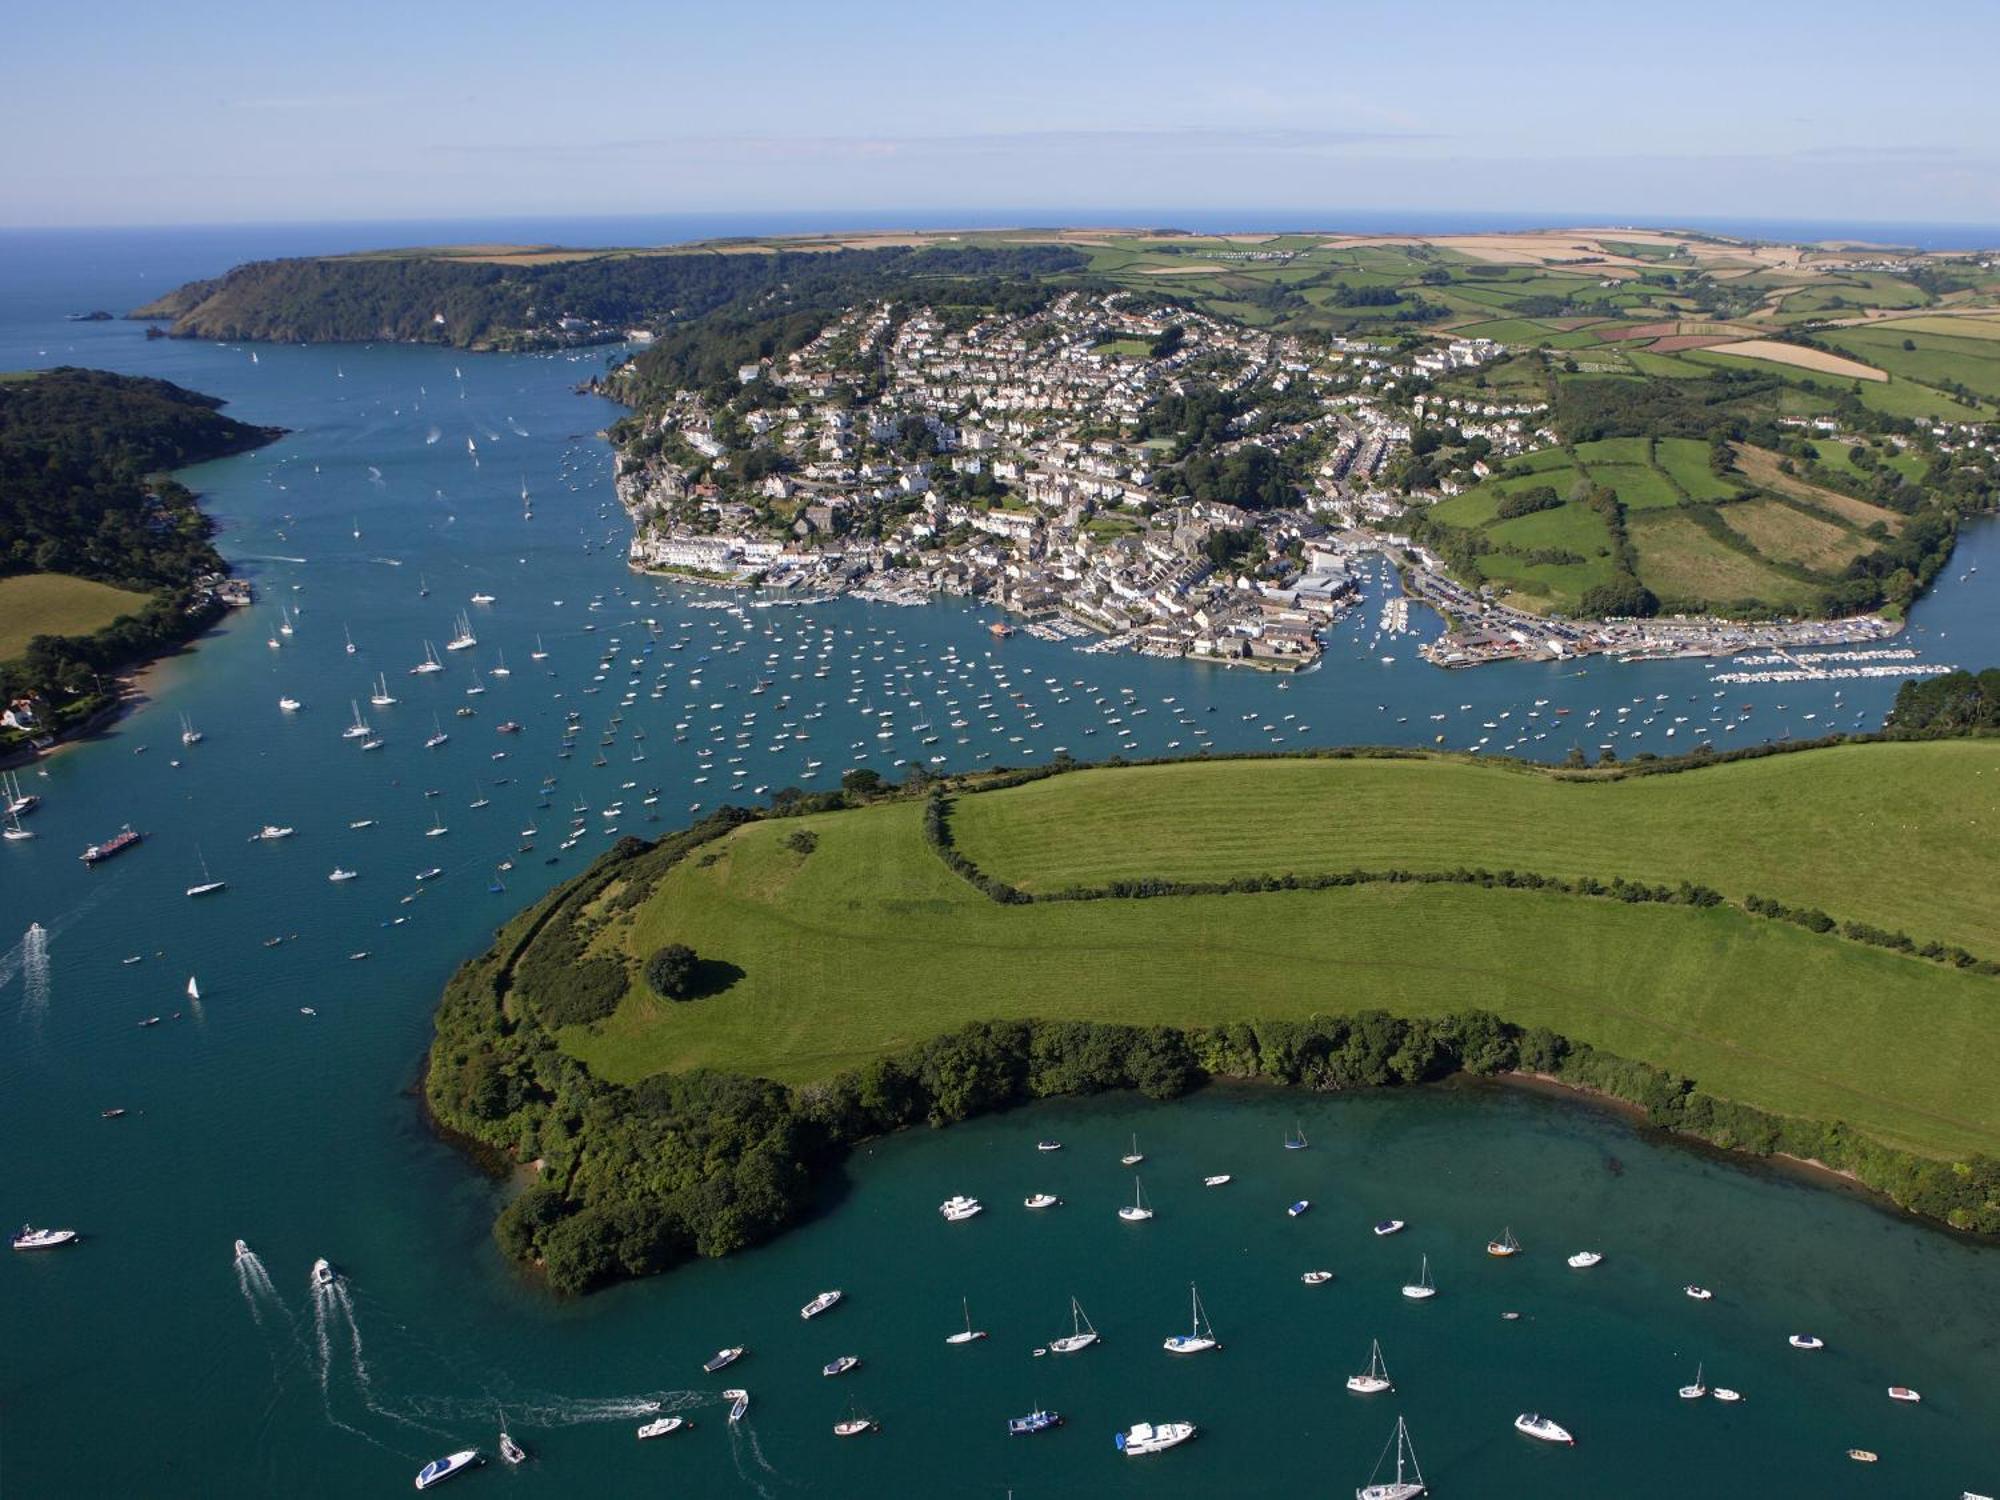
(1, 232), (1997, 1497)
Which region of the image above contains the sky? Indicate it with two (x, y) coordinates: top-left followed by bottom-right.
(7, 0), (2000, 231)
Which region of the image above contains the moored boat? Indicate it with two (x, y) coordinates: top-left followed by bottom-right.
(1007, 1408), (1062, 1436)
(800, 1289), (842, 1319)
(498, 1431), (526, 1465)
(1685, 1284), (1714, 1300)
(1347, 1338), (1394, 1395)
(703, 1346), (744, 1373)
(1566, 1250), (1604, 1269)
(1048, 1296), (1099, 1354)
(822, 1355), (859, 1377)
(1202, 1174), (1232, 1187)
(1356, 1414), (1426, 1499)
(1887, 1386), (1922, 1403)
(1487, 1226), (1521, 1257)
(1116, 1420), (1195, 1456)
(1373, 1219), (1405, 1237)
(1401, 1255), (1436, 1301)
(1679, 1363), (1708, 1400)
(1162, 1282), (1219, 1354)
(1024, 1192), (1060, 1209)
(1789, 1334), (1825, 1350)
(413, 1450), (480, 1489)
(938, 1194), (983, 1222)
(1117, 1177), (1154, 1223)
(11, 1225), (78, 1251)
(1513, 1412), (1574, 1445)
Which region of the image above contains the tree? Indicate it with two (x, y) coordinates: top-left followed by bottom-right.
(646, 943), (699, 1000)
(841, 767), (883, 796)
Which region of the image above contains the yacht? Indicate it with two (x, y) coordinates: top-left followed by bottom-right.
(702, 1347), (744, 1373)
(938, 1194), (983, 1222)
(1374, 1219), (1406, 1237)
(1007, 1409), (1062, 1437)
(1566, 1250), (1604, 1269)
(1047, 1297), (1099, 1354)
(1120, 1133), (1144, 1166)
(311, 1258), (337, 1290)
(1023, 1193), (1060, 1210)
(1202, 1174), (1232, 1188)
(278, 697), (302, 713)
(1679, 1363), (1708, 1400)
(1684, 1284), (1713, 1300)
(1713, 1387), (1744, 1403)
(1886, 1386), (1922, 1403)
(946, 1297), (987, 1345)
(1356, 1415), (1426, 1500)
(497, 1432), (526, 1466)
(821, 1355), (859, 1377)
(1401, 1256), (1436, 1301)
(636, 1415), (685, 1439)
(413, 1451), (480, 1489)
(1301, 1270), (1335, 1285)
(370, 674), (398, 707)
(1788, 1334), (1825, 1350)
(1347, 1339), (1394, 1394)
(328, 868), (358, 883)
(425, 717), (450, 750)
(185, 849), (227, 898)
(800, 1289), (843, 1320)
(179, 713), (203, 746)
(446, 613), (478, 651)
(723, 1389), (750, 1424)
(412, 643), (445, 674)
(1117, 1177), (1154, 1222)
(1487, 1227), (1521, 1257)
(1162, 1282), (1219, 1354)
(1035, 1139), (1062, 1153)
(253, 824), (295, 841)
(1513, 1413), (1574, 1445)
(11, 1225), (78, 1251)
(1116, 1420), (1196, 1456)
(1287, 1200), (1310, 1218)
(342, 702), (371, 739)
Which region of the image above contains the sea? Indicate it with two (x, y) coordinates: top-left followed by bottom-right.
(0, 221), (1995, 1497)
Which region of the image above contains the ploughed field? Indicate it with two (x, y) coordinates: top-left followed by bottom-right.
(560, 744), (2000, 1160)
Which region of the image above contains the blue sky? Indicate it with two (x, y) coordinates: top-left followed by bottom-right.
(7, 0), (1999, 228)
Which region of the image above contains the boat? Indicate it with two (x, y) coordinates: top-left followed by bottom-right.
(101, 1108), (126, 1119)
(496, 721), (522, 735)
(636, 1416), (685, 1439)
(1121, 1133), (1144, 1166)
(1287, 1200), (1310, 1217)
(343, 624), (357, 656)
(822, 1355), (859, 1377)
(1374, 1219), (1406, 1237)
(233, 1238), (251, 1261)
(1024, 1193), (1060, 1209)
(939, 1194), (983, 1222)
(1887, 1386), (1922, 1403)
(1048, 1296), (1099, 1353)
(530, 636), (549, 662)
(80, 826), (143, 865)
(1848, 1449), (1878, 1463)
(1789, 1334), (1825, 1350)
(703, 1347), (744, 1373)
(800, 1289), (843, 1320)
(1007, 1409), (1062, 1437)
(1036, 1139), (1062, 1152)
(723, 1389), (749, 1423)
(329, 868), (358, 882)
(1284, 1122), (1309, 1150)
(1202, 1174), (1232, 1188)
(946, 1297), (987, 1344)
(1302, 1270), (1335, 1285)
(1347, 1338), (1394, 1394)
(1679, 1363), (1708, 1400)
(469, 592), (496, 605)
(1116, 1420), (1196, 1456)
(1685, 1284), (1714, 1301)
(370, 674), (398, 707)
(311, 1258), (336, 1289)
(498, 1432), (526, 1465)
(252, 824), (294, 841)
(11, 1225), (78, 1251)
(412, 642), (445, 674)
(1163, 1282), (1220, 1354)
(425, 715), (450, 750)
(179, 713), (203, 746)
(833, 1397), (877, 1437)
(186, 976), (200, 1002)
(446, 613), (478, 651)
(1513, 1413), (1574, 1446)
(186, 847), (227, 898)
(1487, 1226), (1521, 1257)
(342, 702), (372, 739)
(5, 807), (35, 840)
(349, 818), (376, 830)
(1117, 1177), (1154, 1222)
(4, 773), (40, 817)
(279, 697), (302, 713)
(1401, 1255), (1436, 1301)
(413, 1451), (480, 1489)
(1356, 1415), (1426, 1500)
(1566, 1250), (1604, 1269)
(415, 867), (443, 881)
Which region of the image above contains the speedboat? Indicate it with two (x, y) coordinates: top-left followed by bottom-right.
(311, 1258), (336, 1290)
(1685, 1284), (1714, 1300)
(1024, 1193), (1060, 1209)
(800, 1289), (843, 1320)
(1566, 1250), (1604, 1269)
(1886, 1386), (1922, 1403)
(1712, 1388), (1744, 1403)
(498, 1432), (526, 1465)
(1847, 1449), (1878, 1463)
(1287, 1200), (1310, 1218)
(1513, 1413), (1574, 1445)
(1007, 1409), (1062, 1436)
(328, 868), (358, 882)
(1788, 1334), (1825, 1350)
(233, 1239), (252, 1262)
(723, 1389), (749, 1424)
(1373, 1219), (1405, 1237)
(413, 1450), (480, 1489)
(1301, 1270), (1334, 1285)
(1036, 1139), (1062, 1153)
(703, 1347), (744, 1373)
(1202, 1174), (1232, 1188)
(822, 1355), (859, 1377)
(636, 1415), (685, 1439)
(939, 1195), (983, 1222)
(1116, 1420), (1195, 1456)
(11, 1225), (78, 1251)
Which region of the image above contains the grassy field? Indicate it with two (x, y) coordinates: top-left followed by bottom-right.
(0, 573), (152, 661)
(564, 746), (2000, 1158)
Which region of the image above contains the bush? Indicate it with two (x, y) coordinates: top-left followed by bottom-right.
(646, 943), (699, 1000)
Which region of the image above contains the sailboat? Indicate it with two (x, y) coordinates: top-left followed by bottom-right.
(1118, 1177), (1155, 1222)
(278, 604), (294, 637)
(186, 975), (200, 1002)
(446, 612), (477, 651)
(489, 651), (510, 678)
(418, 573), (431, 598)
(832, 1395), (877, 1438)
(370, 673), (397, 707)
(186, 846), (227, 897)
(179, 713), (203, 747)
(343, 623), (357, 655)
(1284, 1121), (1309, 1151)
(1347, 1339), (1394, 1394)
(1679, 1362), (1708, 1400)
(1401, 1255), (1437, 1301)
(342, 701), (372, 740)
(2, 805), (32, 841)
(1121, 1133), (1144, 1166)
(426, 806), (448, 838)
(945, 1297), (987, 1345)
(1047, 1297), (1099, 1354)
(1163, 1282), (1219, 1354)
(1487, 1226), (1521, 1257)
(425, 715), (450, 750)
(1357, 1415), (1427, 1500)
(412, 641), (444, 674)
(530, 635), (549, 662)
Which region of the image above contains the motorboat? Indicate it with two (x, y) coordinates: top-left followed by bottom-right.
(329, 868), (358, 882)
(1116, 1420), (1195, 1456)
(1685, 1284), (1714, 1300)
(1162, 1282), (1219, 1354)
(1848, 1449), (1878, 1463)
(498, 1432), (526, 1465)
(1487, 1227), (1521, 1257)
(413, 1450), (480, 1489)
(1007, 1409), (1062, 1436)
(939, 1195), (983, 1222)
(1047, 1296), (1099, 1353)
(1202, 1174), (1232, 1188)
(311, 1258), (337, 1289)
(1287, 1200), (1310, 1218)
(1513, 1413), (1574, 1445)
(233, 1238), (251, 1261)
(1036, 1139), (1062, 1152)
(822, 1354), (859, 1377)
(800, 1289), (843, 1320)
(11, 1225), (78, 1251)
(1117, 1177), (1154, 1222)
(724, 1389), (749, 1423)
(1679, 1363), (1707, 1400)
(1024, 1193), (1060, 1209)
(946, 1297), (987, 1344)
(1401, 1256), (1436, 1301)
(1567, 1250), (1604, 1269)
(636, 1415), (684, 1439)
(1356, 1415), (1426, 1500)
(1374, 1219), (1405, 1237)
(1301, 1270), (1335, 1285)
(1789, 1334), (1825, 1350)
(703, 1347), (744, 1373)
(253, 824), (295, 841)
(1347, 1338), (1393, 1394)
(1886, 1386), (1922, 1403)
(1712, 1387), (1744, 1403)
(279, 697), (302, 713)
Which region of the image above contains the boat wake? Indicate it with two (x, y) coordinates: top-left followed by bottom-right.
(730, 1423), (779, 1498)
(234, 1248), (288, 1330)
(392, 1388), (704, 1429)
(19, 922), (50, 1019)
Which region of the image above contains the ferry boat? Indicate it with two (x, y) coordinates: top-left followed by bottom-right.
(636, 1415), (685, 1439)
(11, 1225), (78, 1251)
(1847, 1449), (1878, 1464)
(1347, 1339), (1394, 1394)
(80, 826), (143, 864)
(800, 1289), (843, 1320)
(723, 1389), (749, 1424)
(1513, 1413), (1574, 1445)
(1007, 1409), (1062, 1436)
(938, 1194), (983, 1222)
(703, 1347), (744, 1373)
(1357, 1415), (1426, 1499)
(413, 1451), (480, 1489)
(1116, 1420), (1195, 1456)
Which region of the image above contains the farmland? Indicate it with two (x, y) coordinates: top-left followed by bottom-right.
(0, 572), (152, 662)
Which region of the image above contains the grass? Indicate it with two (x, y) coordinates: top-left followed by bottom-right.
(1628, 511), (1823, 612)
(1815, 326), (2000, 404)
(565, 746), (2000, 1158)
(1580, 461), (1682, 511)
(1717, 498), (1870, 573)
(0, 573), (153, 661)
(1655, 437), (1746, 501)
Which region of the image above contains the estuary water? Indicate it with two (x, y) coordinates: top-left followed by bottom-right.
(1, 228), (1996, 1497)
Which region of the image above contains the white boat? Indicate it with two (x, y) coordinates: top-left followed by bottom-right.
(311, 1258), (337, 1289)
(179, 713), (203, 746)
(1024, 1193), (1060, 1210)
(186, 848), (227, 898)
(1117, 1177), (1154, 1222)
(348, 818), (376, 830)
(498, 1432), (526, 1465)
(413, 1450), (480, 1489)
(939, 1194), (983, 1222)
(1513, 1412), (1574, 1445)
(833, 1398), (877, 1437)
(1567, 1250), (1604, 1269)
(1163, 1282), (1219, 1354)
(1487, 1226), (1521, 1257)
(1401, 1255), (1436, 1301)
(1685, 1284), (1714, 1300)
(343, 624), (357, 656)
(530, 636), (549, 661)
(1302, 1270), (1335, 1285)
(342, 701), (371, 739)
(822, 1355), (859, 1377)
(636, 1416), (685, 1439)
(1374, 1219), (1405, 1237)
(328, 868), (358, 882)
(1116, 1420), (1195, 1456)
(412, 643), (445, 674)
(186, 976), (200, 1002)
(1356, 1415), (1426, 1500)
(1679, 1363), (1707, 1400)
(1121, 1133), (1144, 1166)
(1712, 1387), (1744, 1403)
(4, 807), (35, 840)
(1886, 1386), (1922, 1403)
(1347, 1338), (1393, 1394)
(1035, 1138), (1062, 1152)
(1284, 1122), (1309, 1151)
(1789, 1334), (1825, 1350)
(723, 1389), (749, 1423)
(703, 1346), (744, 1373)
(800, 1289), (842, 1320)
(1048, 1296), (1099, 1354)
(233, 1238), (251, 1262)
(1202, 1174), (1232, 1188)
(446, 613), (478, 651)
(1288, 1199), (1310, 1217)
(470, 592), (496, 605)
(946, 1297), (987, 1344)
(278, 697), (302, 713)
(11, 1225), (78, 1251)
(370, 674), (398, 707)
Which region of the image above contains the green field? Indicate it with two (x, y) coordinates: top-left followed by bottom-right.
(562, 746), (2000, 1159)
(0, 572), (153, 661)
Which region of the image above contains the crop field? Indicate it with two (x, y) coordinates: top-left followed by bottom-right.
(565, 745), (2000, 1158)
(1815, 326), (2000, 404)
(0, 572), (152, 661)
